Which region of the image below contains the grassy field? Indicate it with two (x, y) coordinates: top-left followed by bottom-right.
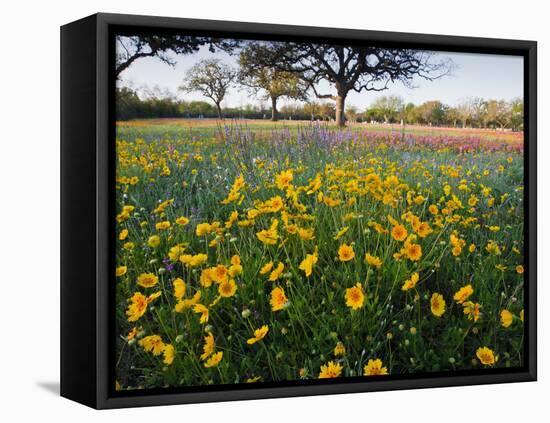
(114, 119), (525, 390)
(117, 118), (524, 142)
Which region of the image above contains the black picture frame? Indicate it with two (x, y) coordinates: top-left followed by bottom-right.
(60, 12), (537, 409)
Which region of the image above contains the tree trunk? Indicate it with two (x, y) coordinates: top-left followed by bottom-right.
(271, 96), (278, 121)
(215, 103), (223, 120)
(335, 94), (347, 127)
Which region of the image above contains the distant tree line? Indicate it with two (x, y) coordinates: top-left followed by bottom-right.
(116, 87), (271, 120)
(360, 95), (524, 130)
(117, 87), (523, 131)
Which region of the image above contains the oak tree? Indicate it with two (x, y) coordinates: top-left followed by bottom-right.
(262, 42), (453, 126)
(115, 35), (239, 79)
(179, 59), (235, 119)
(238, 44), (308, 121)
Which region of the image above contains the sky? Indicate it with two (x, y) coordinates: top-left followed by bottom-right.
(116, 38), (524, 110)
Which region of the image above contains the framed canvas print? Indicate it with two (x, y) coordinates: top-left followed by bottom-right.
(60, 13), (537, 409)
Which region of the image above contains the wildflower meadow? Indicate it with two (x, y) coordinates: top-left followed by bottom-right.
(114, 120), (525, 390)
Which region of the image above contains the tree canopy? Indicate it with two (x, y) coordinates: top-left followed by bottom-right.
(238, 43), (308, 121)
(115, 35), (239, 79)
(179, 59), (235, 119)
(115, 35), (523, 130)
(253, 42), (453, 125)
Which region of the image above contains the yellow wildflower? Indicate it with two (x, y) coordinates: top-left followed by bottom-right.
(275, 169), (293, 190)
(155, 221), (171, 230)
(269, 262), (285, 281)
(173, 278), (186, 300)
(200, 333), (215, 361)
(430, 292), (446, 317)
(218, 278), (237, 298)
(453, 284), (474, 304)
(299, 251), (318, 277)
(174, 291), (201, 313)
(180, 253), (208, 267)
(163, 344), (175, 365)
(365, 253), (382, 269)
(401, 272), (419, 291)
(168, 244), (185, 262)
(270, 287), (288, 311)
(338, 243), (355, 262)
(193, 304), (209, 324)
(297, 227), (315, 241)
(126, 291), (159, 322)
(175, 216), (190, 226)
(139, 335), (165, 356)
(196, 222), (213, 236)
(204, 351), (223, 368)
(500, 309), (513, 328)
(476, 346), (497, 366)
(137, 272), (158, 288)
(260, 261), (274, 275)
(391, 224), (408, 241)
(363, 359), (388, 376)
(334, 342), (346, 357)
(345, 283), (364, 310)
(256, 219), (279, 245)
(516, 265), (524, 274)
(148, 235), (160, 248)
(333, 226), (349, 240)
(318, 361), (343, 378)
(247, 325), (269, 345)
(404, 243), (422, 261)
(463, 301), (482, 322)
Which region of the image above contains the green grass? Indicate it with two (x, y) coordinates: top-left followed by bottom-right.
(114, 120), (524, 390)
